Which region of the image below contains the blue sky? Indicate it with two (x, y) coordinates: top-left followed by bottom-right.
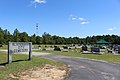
(0, 0), (120, 37)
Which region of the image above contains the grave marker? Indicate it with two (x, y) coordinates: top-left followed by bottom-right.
(82, 45), (88, 51)
(91, 47), (100, 53)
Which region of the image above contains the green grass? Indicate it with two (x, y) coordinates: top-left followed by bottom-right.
(0, 45), (7, 50)
(33, 50), (120, 64)
(2, 44), (120, 64)
(0, 52), (63, 80)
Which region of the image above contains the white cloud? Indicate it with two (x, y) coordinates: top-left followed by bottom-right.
(78, 17), (86, 21)
(70, 14), (77, 21)
(33, 0), (46, 4)
(107, 27), (116, 31)
(108, 28), (113, 31)
(70, 14), (73, 17)
(69, 14), (90, 25)
(31, 0), (46, 8)
(80, 22), (89, 25)
(71, 17), (77, 20)
(70, 14), (86, 21)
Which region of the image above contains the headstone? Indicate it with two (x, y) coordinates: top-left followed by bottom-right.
(38, 45), (41, 47)
(38, 45), (42, 50)
(54, 46), (61, 51)
(73, 44), (75, 46)
(69, 48), (71, 49)
(107, 48), (112, 53)
(42, 48), (46, 50)
(72, 49), (77, 53)
(63, 46), (68, 49)
(62, 49), (68, 52)
(91, 47), (100, 53)
(99, 46), (105, 49)
(50, 46), (53, 48)
(82, 45), (88, 51)
(118, 45), (120, 54)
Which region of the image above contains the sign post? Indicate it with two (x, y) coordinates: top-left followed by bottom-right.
(8, 43), (12, 64)
(8, 42), (32, 64)
(29, 42), (32, 60)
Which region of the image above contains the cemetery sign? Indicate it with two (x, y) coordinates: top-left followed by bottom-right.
(8, 42), (32, 64)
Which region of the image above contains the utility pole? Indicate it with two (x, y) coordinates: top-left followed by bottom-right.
(36, 23), (38, 36)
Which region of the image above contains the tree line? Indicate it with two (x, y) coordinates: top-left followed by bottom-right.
(0, 27), (120, 45)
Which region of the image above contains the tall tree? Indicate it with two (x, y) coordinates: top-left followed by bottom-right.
(30, 34), (36, 44)
(13, 28), (20, 42)
(0, 27), (4, 44)
(4, 29), (12, 44)
(19, 32), (29, 42)
(36, 36), (42, 44)
(42, 32), (53, 44)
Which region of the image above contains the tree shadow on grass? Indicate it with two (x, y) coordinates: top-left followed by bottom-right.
(0, 59), (30, 66)
(12, 59), (30, 63)
(0, 62), (8, 66)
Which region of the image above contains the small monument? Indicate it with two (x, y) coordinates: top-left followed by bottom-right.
(91, 47), (100, 53)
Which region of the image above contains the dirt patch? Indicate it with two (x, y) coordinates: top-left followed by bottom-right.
(0, 66), (5, 70)
(9, 64), (69, 80)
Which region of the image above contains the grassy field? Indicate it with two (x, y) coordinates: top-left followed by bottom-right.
(0, 52), (63, 80)
(1, 44), (120, 64)
(33, 50), (120, 64)
(0, 45), (7, 50)
(1, 45), (120, 64)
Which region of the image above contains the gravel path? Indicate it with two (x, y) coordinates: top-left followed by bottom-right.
(32, 52), (120, 80)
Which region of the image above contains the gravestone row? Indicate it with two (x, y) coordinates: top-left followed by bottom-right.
(107, 45), (120, 54)
(81, 45), (100, 54)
